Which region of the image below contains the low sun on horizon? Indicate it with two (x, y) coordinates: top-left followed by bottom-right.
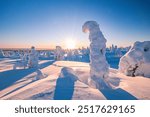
(65, 39), (76, 49)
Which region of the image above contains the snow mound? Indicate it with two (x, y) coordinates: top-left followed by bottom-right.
(35, 69), (47, 80)
(59, 67), (78, 81)
(119, 41), (150, 77)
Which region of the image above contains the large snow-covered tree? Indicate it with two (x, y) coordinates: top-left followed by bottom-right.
(119, 41), (150, 77)
(82, 21), (110, 89)
(28, 46), (39, 68)
(55, 46), (64, 60)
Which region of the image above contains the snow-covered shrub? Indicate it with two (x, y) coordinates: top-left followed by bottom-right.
(28, 46), (39, 68)
(35, 69), (47, 80)
(55, 46), (64, 60)
(82, 21), (110, 89)
(119, 41), (150, 77)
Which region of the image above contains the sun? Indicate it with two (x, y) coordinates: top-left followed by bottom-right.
(65, 39), (76, 49)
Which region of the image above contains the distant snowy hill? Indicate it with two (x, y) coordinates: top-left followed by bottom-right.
(0, 60), (150, 100)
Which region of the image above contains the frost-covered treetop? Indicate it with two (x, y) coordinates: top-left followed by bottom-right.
(30, 46), (38, 56)
(56, 46), (62, 50)
(82, 21), (100, 33)
(56, 46), (62, 53)
(82, 21), (106, 46)
(31, 46), (35, 50)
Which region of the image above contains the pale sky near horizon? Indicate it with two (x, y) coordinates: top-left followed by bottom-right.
(0, 0), (150, 49)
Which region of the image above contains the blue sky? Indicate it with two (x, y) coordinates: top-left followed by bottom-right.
(0, 0), (150, 49)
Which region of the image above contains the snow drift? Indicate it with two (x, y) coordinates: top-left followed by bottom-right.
(119, 41), (150, 77)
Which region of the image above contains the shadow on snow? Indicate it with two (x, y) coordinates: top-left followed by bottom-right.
(0, 60), (54, 91)
(54, 67), (77, 100)
(100, 88), (137, 100)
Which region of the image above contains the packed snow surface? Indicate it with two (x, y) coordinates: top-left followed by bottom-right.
(0, 59), (150, 100)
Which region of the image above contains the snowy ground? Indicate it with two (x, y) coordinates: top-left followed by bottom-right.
(0, 58), (150, 100)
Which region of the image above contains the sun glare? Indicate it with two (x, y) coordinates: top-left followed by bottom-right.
(65, 39), (76, 49)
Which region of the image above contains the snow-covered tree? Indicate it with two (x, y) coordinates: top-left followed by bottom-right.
(28, 46), (39, 68)
(82, 21), (110, 89)
(0, 49), (5, 58)
(115, 48), (123, 57)
(111, 44), (115, 53)
(9, 51), (19, 58)
(66, 50), (73, 60)
(55, 46), (64, 60)
(46, 51), (52, 58)
(81, 47), (88, 55)
(119, 41), (150, 77)
(13, 51), (28, 69)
